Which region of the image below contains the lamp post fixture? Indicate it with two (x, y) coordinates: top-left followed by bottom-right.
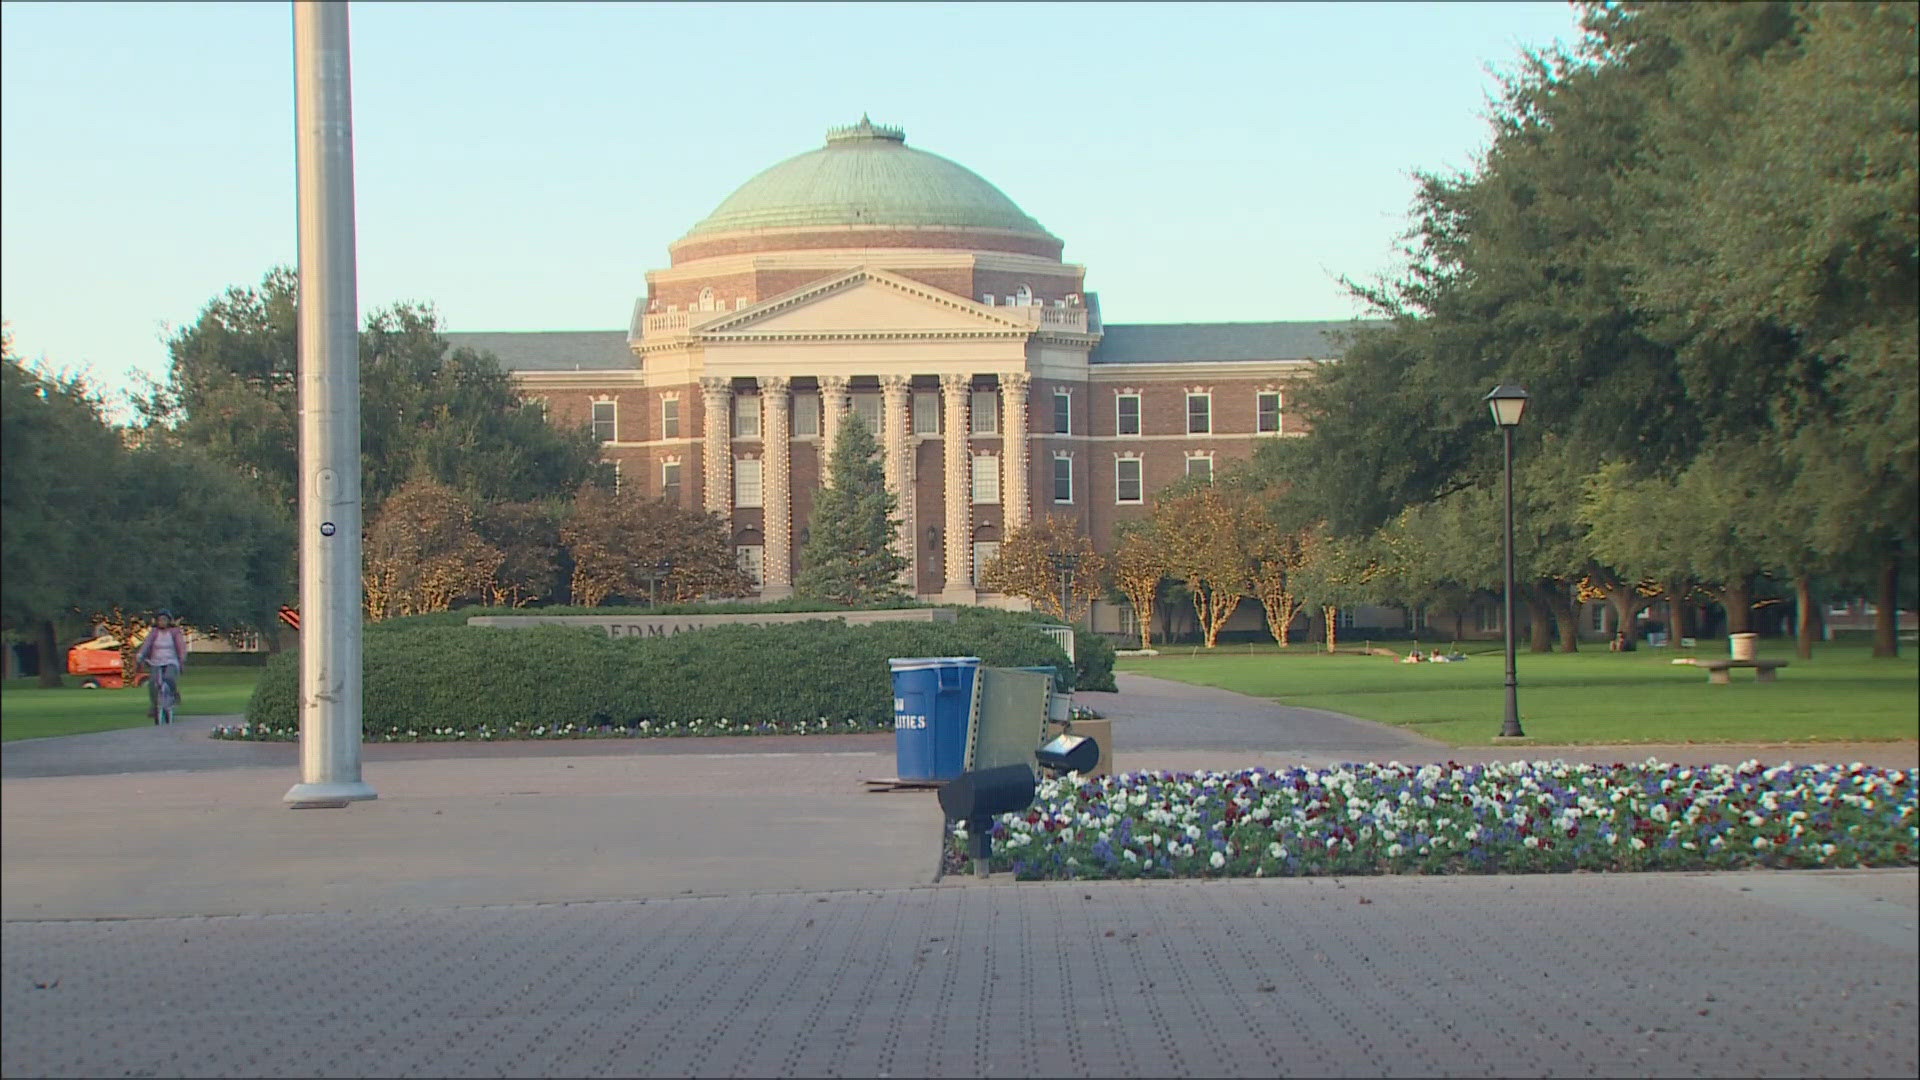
(1485, 384), (1529, 739)
(645, 558), (673, 607)
(1047, 551), (1083, 626)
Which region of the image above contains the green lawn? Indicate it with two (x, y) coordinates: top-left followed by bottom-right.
(1, 669), (263, 742)
(1116, 640), (1920, 746)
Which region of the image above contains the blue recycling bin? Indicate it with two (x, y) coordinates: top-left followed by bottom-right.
(888, 656), (980, 781)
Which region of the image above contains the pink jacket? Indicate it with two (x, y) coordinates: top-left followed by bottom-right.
(134, 626), (188, 669)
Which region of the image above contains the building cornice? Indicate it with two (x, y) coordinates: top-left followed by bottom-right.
(649, 249), (1086, 283)
(1086, 359), (1321, 380)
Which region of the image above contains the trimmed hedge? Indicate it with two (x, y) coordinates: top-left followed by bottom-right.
(369, 597), (922, 631)
(236, 616), (1076, 740)
(371, 601), (1116, 691)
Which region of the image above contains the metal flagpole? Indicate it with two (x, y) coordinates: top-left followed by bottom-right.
(286, 0), (375, 807)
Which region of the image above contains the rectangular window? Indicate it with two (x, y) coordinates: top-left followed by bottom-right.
(792, 393), (820, 437)
(1588, 603), (1605, 633)
(1257, 391), (1281, 434)
(661, 397), (680, 438)
(592, 401), (617, 443)
(1116, 394), (1141, 436)
(1053, 391), (1071, 435)
(1186, 455), (1212, 482)
(732, 395), (760, 439)
(1338, 608), (1355, 630)
(853, 393), (882, 434)
(737, 545), (765, 589)
(913, 390), (940, 435)
(971, 454), (1000, 504)
(661, 462), (682, 502)
(970, 390), (999, 435)
(1186, 393), (1211, 435)
(1826, 601), (1851, 616)
(1053, 456), (1073, 503)
(733, 457), (763, 508)
(973, 541), (1001, 587)
(1115, 458), (1143, 504)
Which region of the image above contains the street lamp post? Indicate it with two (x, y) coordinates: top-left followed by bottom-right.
(1047, 551), (1083, 626)
(1485, 384), (1529, 739)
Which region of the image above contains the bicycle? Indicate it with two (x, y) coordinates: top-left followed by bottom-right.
(151, 666), (179, 725)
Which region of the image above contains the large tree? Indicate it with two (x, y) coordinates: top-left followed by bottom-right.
(147, 267), (605, 518)
(559, 483), (750, 606)
(983, 514), (1108, 623)
(2, 335), (127, 684)
(4, 332), (295, 680)
(794, 413), (909, 605)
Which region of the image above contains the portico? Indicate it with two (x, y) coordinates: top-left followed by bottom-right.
(638, 265), (1096, 601)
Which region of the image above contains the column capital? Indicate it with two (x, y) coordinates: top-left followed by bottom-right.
(819, 374), (850, 392)
(939, 372), (972, 392)
(757, 374), (790, 394)
(880, 374), (912, 393)
(999, 371), (1031, 393)
(699, 376), (731, 395)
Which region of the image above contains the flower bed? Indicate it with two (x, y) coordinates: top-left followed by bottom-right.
(210, 715), (885, 742)
(945, 760), (1917, 879)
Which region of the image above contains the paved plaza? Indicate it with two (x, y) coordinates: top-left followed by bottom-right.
(3, 674), (1916, 1077)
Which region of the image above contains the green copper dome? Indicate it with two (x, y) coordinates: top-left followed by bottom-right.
(683, 117), (1052, 238)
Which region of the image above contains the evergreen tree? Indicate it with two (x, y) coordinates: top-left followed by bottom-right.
(794, 413), (908, 604)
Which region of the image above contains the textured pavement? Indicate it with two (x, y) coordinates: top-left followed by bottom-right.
(4, 873), (1915, 1078)
(5, 675), (1918, 1076)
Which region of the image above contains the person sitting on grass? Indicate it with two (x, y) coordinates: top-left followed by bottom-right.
(134, 610), (187, 724)
(1403, 649), (1425, 663)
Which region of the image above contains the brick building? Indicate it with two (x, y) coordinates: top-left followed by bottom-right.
(447, 118), (1372, 636)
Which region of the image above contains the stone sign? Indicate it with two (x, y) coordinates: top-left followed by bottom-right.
(466, 608), (955, 639)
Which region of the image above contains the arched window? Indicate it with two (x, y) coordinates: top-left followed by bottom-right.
(1014, 284), (1033, 306)
(698, 287), (716, 311)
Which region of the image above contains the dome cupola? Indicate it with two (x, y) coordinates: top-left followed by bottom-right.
(681, 116), (1054, 240)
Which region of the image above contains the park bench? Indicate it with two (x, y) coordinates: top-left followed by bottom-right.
(1697, 658), (1789, 685)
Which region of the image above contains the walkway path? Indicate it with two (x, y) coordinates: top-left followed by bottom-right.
(5, 676), (1917, 1076)
(5, 872), (1914, 1077)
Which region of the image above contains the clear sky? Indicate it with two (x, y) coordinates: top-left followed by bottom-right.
(1, 1), (1581, 409)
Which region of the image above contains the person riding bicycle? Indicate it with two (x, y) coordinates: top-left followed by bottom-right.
(134, 610), (187, 724)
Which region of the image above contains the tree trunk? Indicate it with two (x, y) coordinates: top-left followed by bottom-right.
(1607, 587), (1642, 650)
(1793, 573), (1815, 660)
(1720, 576), (1753, 634)
(1452, 611), (1466, 641)
(1667, 582), (1691, 643)
(1546, 583), (1580, 653)
(1525, 591), (1554, 653)
(1873, 553), (1899, 658)
(35, 620), (63, 688)
(1324, 606), (1338, 654)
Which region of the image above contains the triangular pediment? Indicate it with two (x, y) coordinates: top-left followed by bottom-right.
(693, 268), (1033, 338)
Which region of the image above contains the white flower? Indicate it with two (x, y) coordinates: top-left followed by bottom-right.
(1209, 851), (1226, 869)
(1631, 837), (1646, 851)
(1268, 842), (1287, 860)
(1753, 836), (1770, 850)
(1523, 836), (1539, 849)
(1387, 843), (1405, 858)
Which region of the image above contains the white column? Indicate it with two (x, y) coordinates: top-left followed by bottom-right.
(1000, 372), (1031, 531)
(818, 375), (850, 484)
(940, 373), (974, 601)
(286, 0), (374, 807)
(760, 375), (793, 597)
(881, 375), (913, 585)
(700, 376), (732, 524)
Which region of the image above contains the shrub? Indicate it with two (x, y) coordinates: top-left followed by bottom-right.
(946, 607), (1117, 692)
(236, 615), (1072, 740)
